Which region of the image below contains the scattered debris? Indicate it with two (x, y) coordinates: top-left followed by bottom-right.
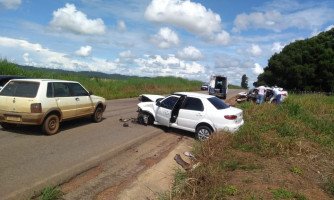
(119, 117), (138, 127)
(174, 154), (191, 171)
(123, 123), (129, 127)
(184, 151), (196, 160)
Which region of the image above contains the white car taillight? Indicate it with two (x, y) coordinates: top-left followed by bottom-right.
(224, 115), (237, 120)
(31, 103), (42, 113)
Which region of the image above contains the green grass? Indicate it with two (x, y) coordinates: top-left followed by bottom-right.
(167, 94), (333, 199)
(39, 186), (62, 200)
(0, 59), (202, 99)
(271, 188), (307, 200)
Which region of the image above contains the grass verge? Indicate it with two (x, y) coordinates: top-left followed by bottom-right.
(167, 94), (334, 199)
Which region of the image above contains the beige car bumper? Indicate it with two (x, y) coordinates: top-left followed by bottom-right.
(0, 111), (44, 125)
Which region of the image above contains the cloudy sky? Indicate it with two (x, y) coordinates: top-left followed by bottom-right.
(0, 0), (333, 85)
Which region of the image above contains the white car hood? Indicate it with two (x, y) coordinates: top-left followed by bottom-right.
(139, 94), (165, 102)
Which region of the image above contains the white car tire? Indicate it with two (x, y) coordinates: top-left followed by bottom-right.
(196, 126), (212, 141)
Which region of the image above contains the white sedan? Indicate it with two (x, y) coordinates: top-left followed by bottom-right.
(137, 92), (244, 140)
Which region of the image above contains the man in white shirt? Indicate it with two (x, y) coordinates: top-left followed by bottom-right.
(256, 85), (266, 104)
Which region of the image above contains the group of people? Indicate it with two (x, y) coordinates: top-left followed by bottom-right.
(256, 86), (283, 104)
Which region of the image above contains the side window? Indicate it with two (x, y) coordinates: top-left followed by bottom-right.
(181, 97), (204, 111)
(68, 83), (89, 96)
(47, 82), (54, 97)
(160, 96), (179, 110)
(53, 82), (71, 97)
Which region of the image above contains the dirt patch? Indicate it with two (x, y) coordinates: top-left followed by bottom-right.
(61, 166), (103, 194)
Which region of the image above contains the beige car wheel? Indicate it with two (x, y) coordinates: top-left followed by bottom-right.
(43, 114), (60, 135)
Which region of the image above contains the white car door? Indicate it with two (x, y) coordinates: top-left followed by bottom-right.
(176, 97), (205, 132)
(155, 96), (179, 127)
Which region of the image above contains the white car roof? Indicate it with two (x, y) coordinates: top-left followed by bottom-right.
(10, 79), (78, 83)
(173, 92), (214, 99)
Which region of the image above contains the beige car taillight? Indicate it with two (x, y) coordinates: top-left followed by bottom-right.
(31, 103), (42, 113)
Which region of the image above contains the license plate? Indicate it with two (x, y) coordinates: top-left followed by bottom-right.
(6, 116), (21, 122)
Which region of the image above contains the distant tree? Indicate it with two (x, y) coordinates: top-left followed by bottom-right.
(257, 28), (334, 92)
(241, 74), (248, 89)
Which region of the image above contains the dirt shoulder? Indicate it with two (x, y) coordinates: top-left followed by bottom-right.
(60, 130), (194, 200)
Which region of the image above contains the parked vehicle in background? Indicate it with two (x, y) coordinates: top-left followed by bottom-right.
(0, 75), (24, 91)
(137, 92), (244, 140)
(200, 83), (209, 90)
(0, 79), (106, 135)
(208, 75), (228, 99)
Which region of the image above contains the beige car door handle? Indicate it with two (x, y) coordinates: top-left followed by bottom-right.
(75, 97), (80, 101)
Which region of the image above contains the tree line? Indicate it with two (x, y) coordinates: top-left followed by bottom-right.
(256, 28), (334, 92)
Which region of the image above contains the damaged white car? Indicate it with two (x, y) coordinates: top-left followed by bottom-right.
(137, 92), (244, 140)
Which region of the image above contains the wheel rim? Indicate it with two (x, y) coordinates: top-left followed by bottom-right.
(49, 117), (57, 131)
(198, 128), (210, 140)
(95, 108), (102, 121)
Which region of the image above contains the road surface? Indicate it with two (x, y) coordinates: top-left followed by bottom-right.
(0, 89), (242, 200)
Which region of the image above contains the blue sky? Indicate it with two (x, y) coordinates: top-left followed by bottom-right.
(0, 0), (333, 85)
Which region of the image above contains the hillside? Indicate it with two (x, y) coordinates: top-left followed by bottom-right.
(257, 28), (334, 92)
(0, 60), (202, 99)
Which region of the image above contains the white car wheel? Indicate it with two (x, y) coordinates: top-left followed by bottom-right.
(196, 126), (212, 141)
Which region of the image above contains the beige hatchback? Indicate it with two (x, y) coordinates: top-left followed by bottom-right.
(0, 79), (106, 135)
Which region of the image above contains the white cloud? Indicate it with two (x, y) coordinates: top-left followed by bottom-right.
(0, 0), (21, 9)
(252, 63), (264, 75)
(233, 7), (334, 32)
(271, 42), (284, 53)
(248, 44), (262, 57)
(177, 46), (203, 61)
(119, 50), (134, 58)
(151, 27), (179, 48)
(50, 3), (106, 35)
(75, 45), (92, 57)
(325, 24), (334, 31)
(145, 0), (221, 35)
(0, 36), (120, 72)
(145, 0), (229, 45)
(23, 53), (30, 63)
(117, 20), (126, 32)
(135, 54), (205, 77)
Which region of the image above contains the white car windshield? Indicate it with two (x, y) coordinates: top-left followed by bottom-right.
(207, 97), (229, 109)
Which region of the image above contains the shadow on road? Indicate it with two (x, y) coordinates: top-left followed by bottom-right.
(0, 117), (107, 136)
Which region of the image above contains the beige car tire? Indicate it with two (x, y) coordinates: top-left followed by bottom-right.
(92, 106), (103, 123)
(43, 114), (60, 135)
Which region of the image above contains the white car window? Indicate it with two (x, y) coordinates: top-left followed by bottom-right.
(160, 96), (179, 110)
(181, 97), (204, 111)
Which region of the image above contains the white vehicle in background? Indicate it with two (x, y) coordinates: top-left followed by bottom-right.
(137, 92), (244, 140)
(208, 75), (228, 99)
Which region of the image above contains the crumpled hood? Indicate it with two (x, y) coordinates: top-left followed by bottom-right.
(139, 94), (165, 102)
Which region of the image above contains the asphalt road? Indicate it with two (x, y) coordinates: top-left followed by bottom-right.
(0, 89), (242, 200)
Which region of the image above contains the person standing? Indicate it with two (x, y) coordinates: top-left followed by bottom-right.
(256, 85), (266, 104)
(270, 87), (282, 104)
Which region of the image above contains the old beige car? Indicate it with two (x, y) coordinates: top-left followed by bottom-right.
(0, 79), (106, 135)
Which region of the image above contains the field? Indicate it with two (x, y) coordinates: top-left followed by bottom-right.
(166, 94), (334, 200)
(0, 60), (202, 99)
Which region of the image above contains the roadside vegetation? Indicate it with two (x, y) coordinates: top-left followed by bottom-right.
(0, 59), (202, 99)
(166, 94), (334, 199)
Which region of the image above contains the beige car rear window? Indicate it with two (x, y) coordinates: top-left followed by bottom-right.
(0, 81), (40, 98)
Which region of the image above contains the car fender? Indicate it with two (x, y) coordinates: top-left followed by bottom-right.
(41, 108), (63, 124)
(196, 119), (216, 132)
(138, 102), (156, 118)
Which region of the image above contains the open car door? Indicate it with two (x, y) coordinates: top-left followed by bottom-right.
(155, 95), (186, 126)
